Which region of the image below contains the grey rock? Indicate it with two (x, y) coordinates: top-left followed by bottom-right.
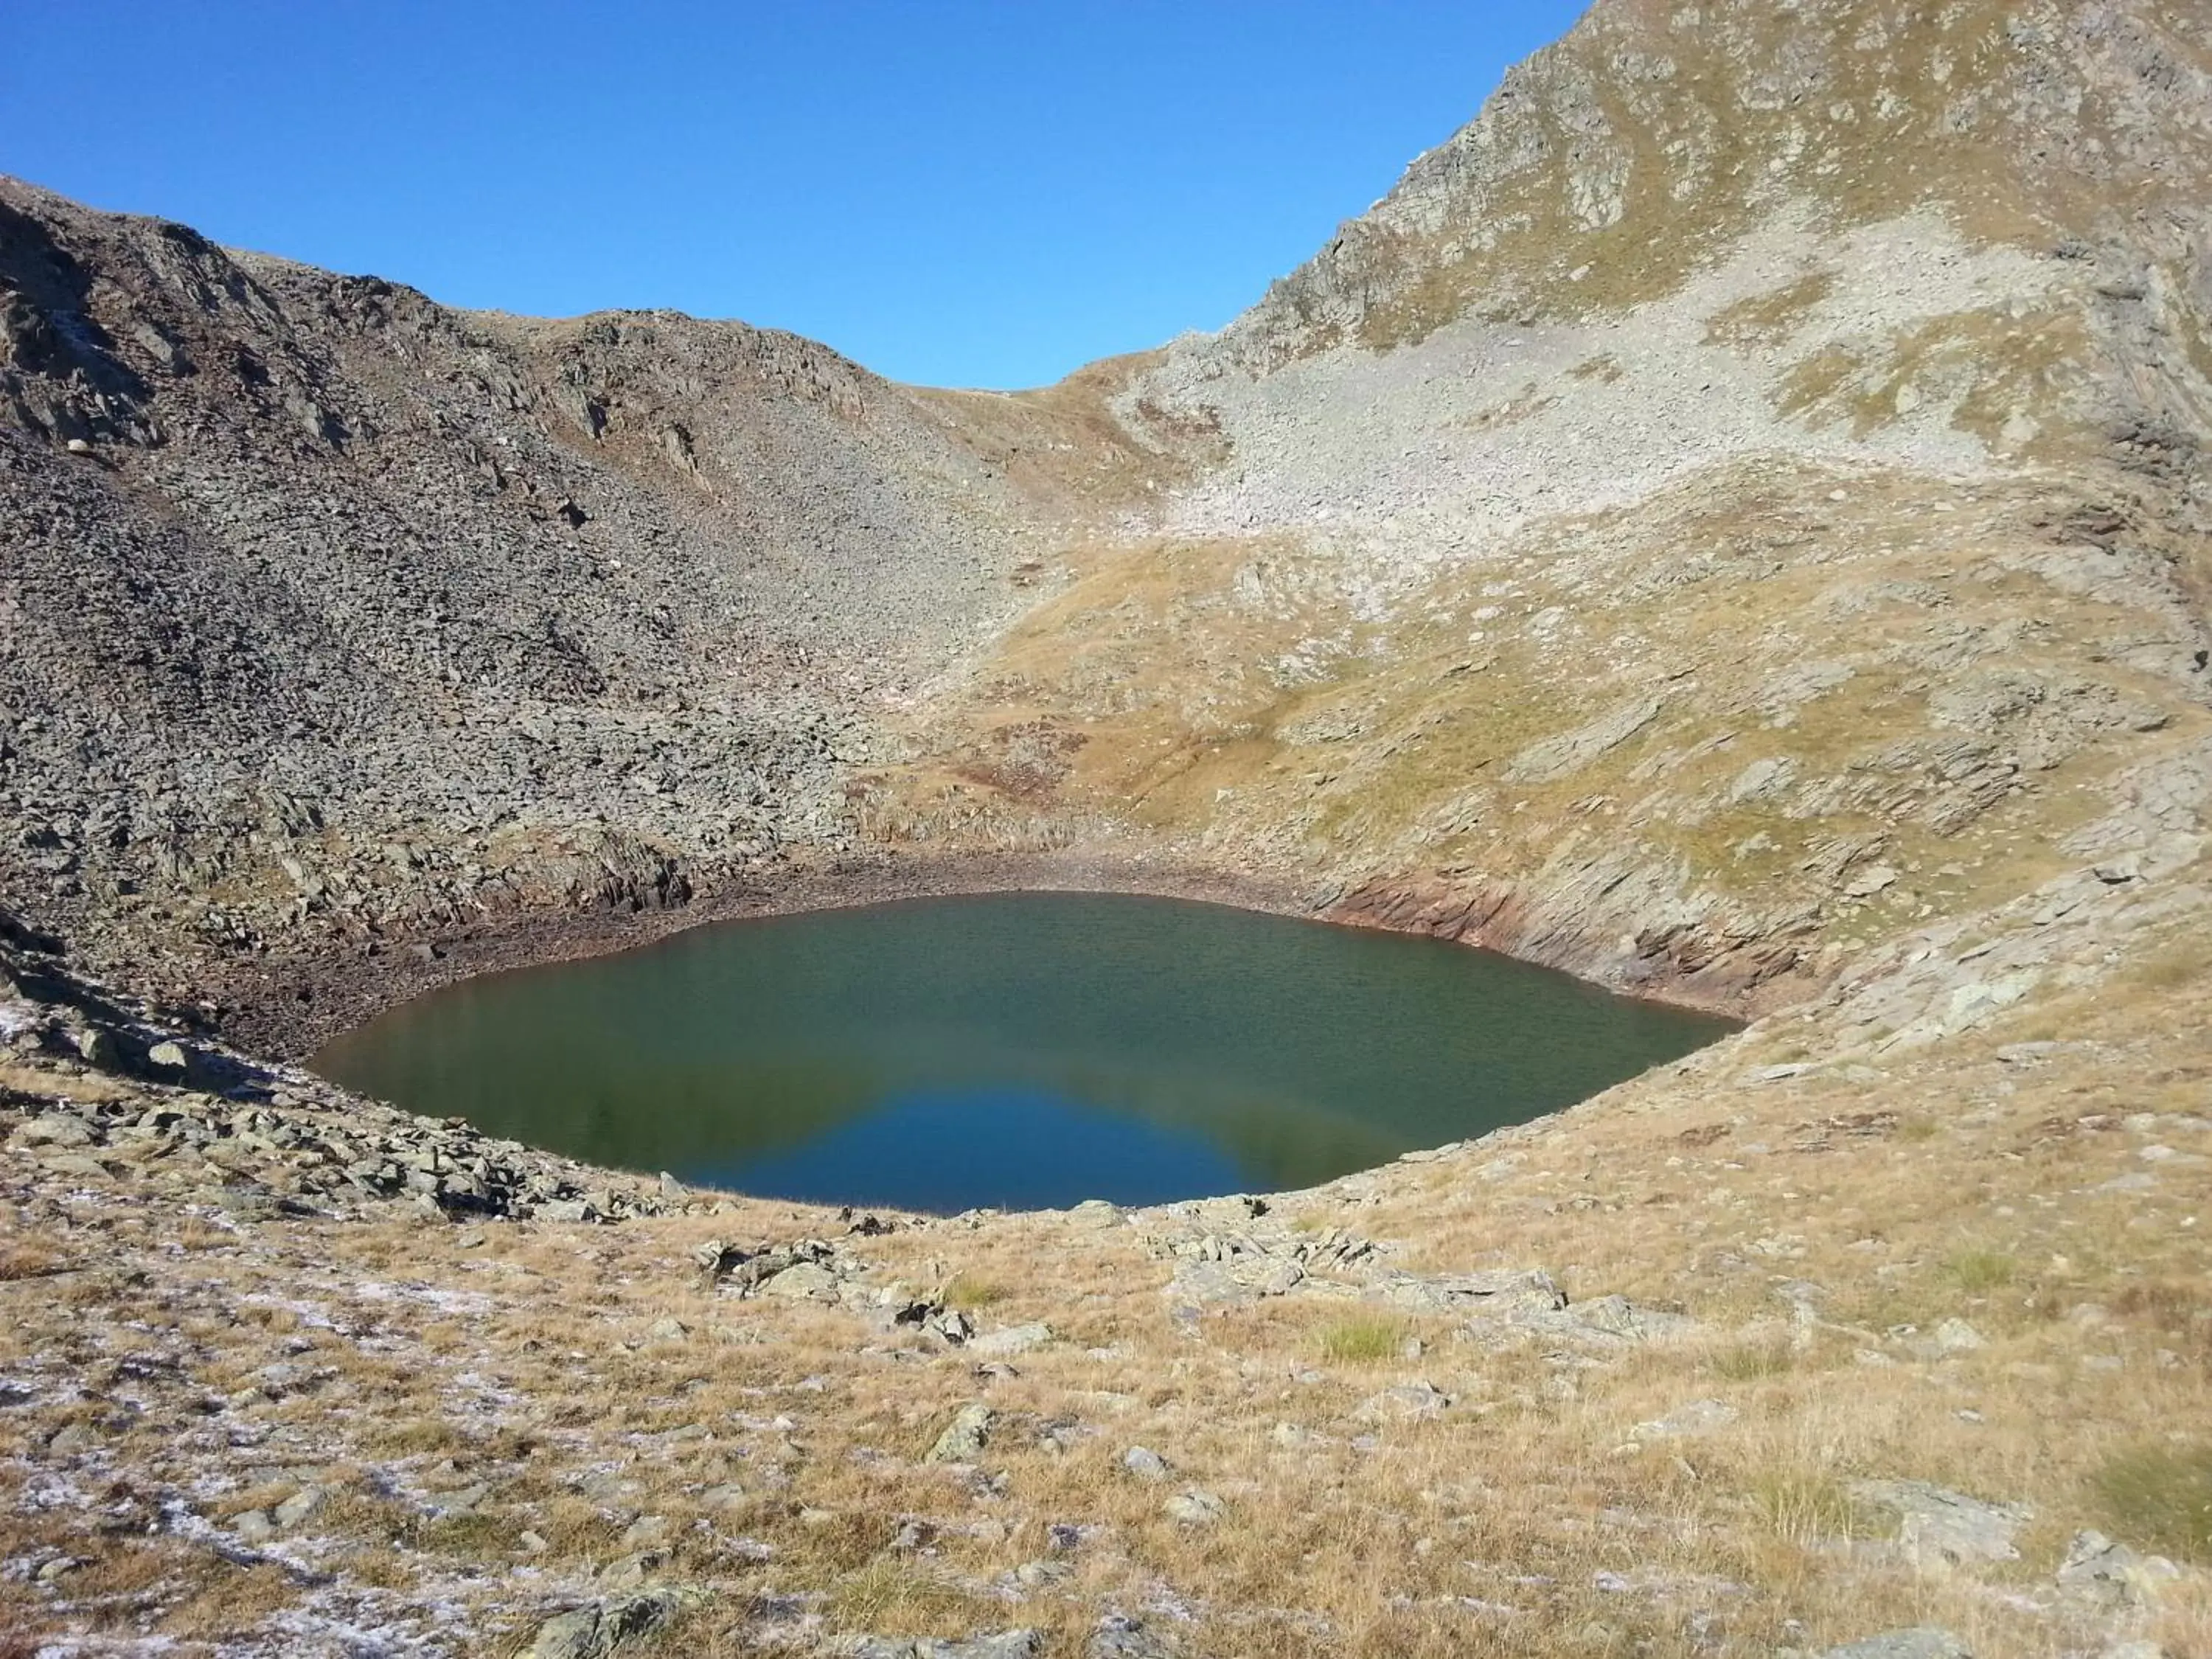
(16, 1111), (94, 1147)
(843, 1635), (1041, 1659)
(525, 1588), (700, 1659)
(760, 1262), (839, 1300)
(441, 1481), (495, 1514)
(1357, 1381), (1453, 1422)
(1632, 1399), (1739, 1439)
(967, 1321), (1052, 1359)
(272, 1485), (327, 1529)
(1165, 1256), (1304, 1305)
(1562, 1294), (1699, 1342)
(1851, 1480), (2030, 1568)
(38, 1151), (112, 1181)
(1818, 1630), (1971, 1659)
(1089, 1615), (1176, 1659)
(926, 1402), (995, 1464)
(1066, 1199), (1124, 1229)
(1368, 1268), (1565, 1318)
(535, 1199), (598, 1224)
(1163, 1487), (1225, 1526)
(232, 1508), (274, 1545)
(2056, 1528), (2180, 1610)
(1121, 1445), (1172, 1483)
(1928, 1318), (1986, 1355)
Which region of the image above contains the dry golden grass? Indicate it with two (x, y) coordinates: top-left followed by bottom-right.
(11, 937), (2205, 1654)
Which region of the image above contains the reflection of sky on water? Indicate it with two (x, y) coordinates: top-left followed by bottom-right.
(315, 892), (1736, 1211)
(707, 1088), (1247, 1212)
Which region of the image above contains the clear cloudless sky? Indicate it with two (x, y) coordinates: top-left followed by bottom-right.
(1, 2), (1589, 389)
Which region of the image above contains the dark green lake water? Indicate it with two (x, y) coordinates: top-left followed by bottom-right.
(312, 892), (1734, 1212)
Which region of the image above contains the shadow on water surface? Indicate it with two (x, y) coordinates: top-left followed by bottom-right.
(313, 891), (1737, 1211)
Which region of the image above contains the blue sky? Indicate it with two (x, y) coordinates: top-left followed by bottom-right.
(4, 3), (1587, 388)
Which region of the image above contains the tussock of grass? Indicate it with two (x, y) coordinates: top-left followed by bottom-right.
(0, 1244), (63, 1281)
(1318, 1314), (1411, 1364)
(1945, 1250), (2017, 1293)
(832, 1558), (987, 1636)
(1710, 1339), (1796, 1381)
(2094, 1444), (2212, 1565)
(941, 1274), (1006, 1311)
(1754, 1471), (1866, 1547)
(414, 1510), (518, 1559)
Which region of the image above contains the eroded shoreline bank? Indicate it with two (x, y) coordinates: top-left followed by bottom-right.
(206, 847), (1771, 1066)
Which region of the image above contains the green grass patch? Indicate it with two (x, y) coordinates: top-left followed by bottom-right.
(941, 1275), (1006, 1311)
(2093, 1444), (2212, 1564)
(1318, 1315), (1411, 1364)
(1945, 1250), (2017, 1293)
(1753, 1470), (1868, 1546)
(1709, 1339), (1795, 1381)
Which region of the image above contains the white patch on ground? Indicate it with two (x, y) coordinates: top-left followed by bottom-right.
(1132, 210), (2055, 588)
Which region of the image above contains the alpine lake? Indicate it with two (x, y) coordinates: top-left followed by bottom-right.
(313, 891), (1736, 1213)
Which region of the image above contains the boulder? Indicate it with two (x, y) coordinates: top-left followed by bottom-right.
(1121, 1446), (1171, 1483)
(1164, 1488), (1225, 1526)
(1851, 1480), (2029, 1568)
(524, 1588), (700, 1659)
(2056, 1528), (2180, 1610)
(1367, 1268), (1565, 1318)
(967, 1322), (1052, 1359)
(925, 1402), (995, 1464)
(760, 1262), (839, 1300)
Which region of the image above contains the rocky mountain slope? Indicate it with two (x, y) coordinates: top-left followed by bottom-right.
(0, 178), (1167, 1032)
(4, 0), (2212, 1654)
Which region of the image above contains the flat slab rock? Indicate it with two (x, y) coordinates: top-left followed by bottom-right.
(832, 1634), (1040, 1659)
(1819, 1630), (1972, 1659)
(1849, 1479), (2030, 1567)
(1364, 1268), (1565, 1315)
(1164, 1256), (1305, 1305)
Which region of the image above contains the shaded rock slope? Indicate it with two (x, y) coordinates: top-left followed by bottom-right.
(4, 0), (2212, 1655)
